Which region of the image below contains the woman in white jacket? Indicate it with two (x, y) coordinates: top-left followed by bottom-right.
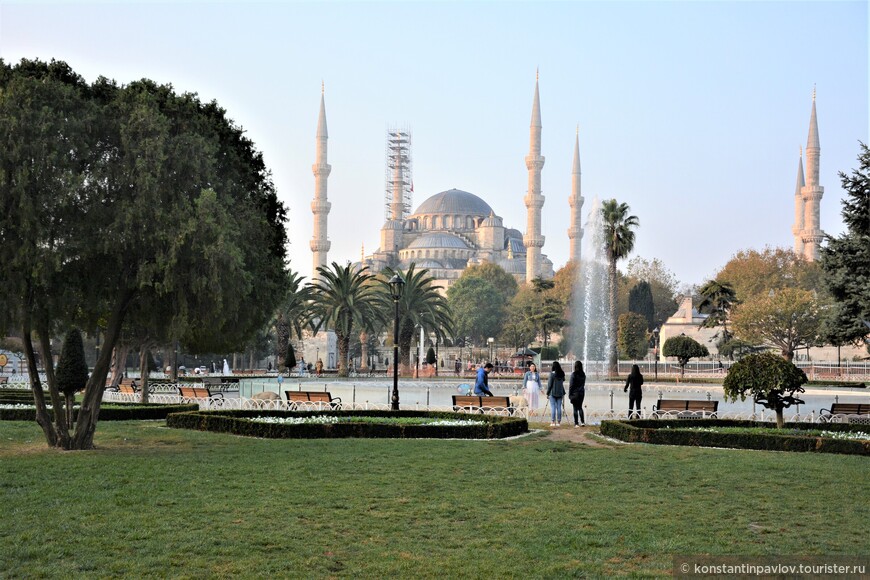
(523, 363), (543, 413)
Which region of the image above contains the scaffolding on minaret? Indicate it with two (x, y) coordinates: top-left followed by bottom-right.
(384, 127), (413, 221)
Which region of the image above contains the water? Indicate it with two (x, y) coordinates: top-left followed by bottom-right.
(572, 197), (610, 365)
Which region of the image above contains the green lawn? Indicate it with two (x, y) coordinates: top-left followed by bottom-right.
(1, 421), (868, 578)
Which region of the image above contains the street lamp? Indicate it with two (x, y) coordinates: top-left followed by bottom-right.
(389, 273), (405, 411)
(652, 327), (660, 381)
(487, 337), (494, 364)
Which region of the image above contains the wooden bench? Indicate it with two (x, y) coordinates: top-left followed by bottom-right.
(178, 386), (224, 404)
(452, 395), (514, 415)
(285, 391), (342, 410)
(820, 403), (870, 420)
(0, 377), (8, 385)
(118, 378), (139, 394)
(652, 399), (719, 418)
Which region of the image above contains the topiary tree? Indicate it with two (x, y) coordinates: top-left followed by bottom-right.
(723, 351), (807, 428)
(617, 312), (649, 360)
(284, 343), (296, 373)
(662, 335), (709, 378)
(426, 347), (436, 365)
(55, 329), (89, 426)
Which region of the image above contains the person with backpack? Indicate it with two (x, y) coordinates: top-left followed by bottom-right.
(546, 361), (566, 427)
(568, 360), (586, 427)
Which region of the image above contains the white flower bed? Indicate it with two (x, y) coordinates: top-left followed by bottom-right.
(250, 415), (487, 427)
(820, 430), (870, 441)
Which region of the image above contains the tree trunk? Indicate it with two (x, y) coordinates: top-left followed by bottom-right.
(110, 344), (128, 386)
(139, 346), (150, 405)
(359, 331), (369, 370)
(775, 408), (785, 429)
(22, 313), (59, 447)
(608, 256), (619, 377)
(337, 333), (349, 377)
(71, 288), (135, 450)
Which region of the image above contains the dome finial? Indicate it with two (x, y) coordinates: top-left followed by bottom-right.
(536, 67), (539, 82)
(812, 84), (816, 101)
(322, 80), (325, 95)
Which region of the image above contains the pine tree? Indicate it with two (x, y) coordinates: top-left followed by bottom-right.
(820, 143), (870, 351)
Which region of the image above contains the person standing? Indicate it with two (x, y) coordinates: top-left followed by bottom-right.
(523, 363), (543, 414)
(546, 361), (566, 427)
(474, 363), (494, 396)
(624, 363), (644, 419)
(569, 361), (586, 427)
(315, 359), (324, 377)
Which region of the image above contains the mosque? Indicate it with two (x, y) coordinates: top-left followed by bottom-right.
(308, 75), (582, 288)
(309, 76), (825, 290)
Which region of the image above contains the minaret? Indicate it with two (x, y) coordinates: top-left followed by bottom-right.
(567, 125), (584, 263)
(800, 87), (824, 261)
(792, 146), (805, 256)
(523, 70), (545, 282)
(310, 82), (331, 280)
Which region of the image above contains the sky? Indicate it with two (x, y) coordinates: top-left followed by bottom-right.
(1, 1), (867, 289)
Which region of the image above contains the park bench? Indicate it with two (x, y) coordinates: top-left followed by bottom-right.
(820, 403), (870, 422)
(118, 378), (139, 394)
(177, 386), (224, 404)
(285, 390), (342, 410)
(452, 395), (514, 415)
(652, 399), (719, 419)
(0, 377), (8, 385)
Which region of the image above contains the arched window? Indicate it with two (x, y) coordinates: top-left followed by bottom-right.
(432, 216), (439, 229)
(455, 215), (461, 230)
(423, 216), (429, 230)
(466, 216), (473, 229)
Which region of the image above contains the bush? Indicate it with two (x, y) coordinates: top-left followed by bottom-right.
(56, 329), (88, 397)
(723, 352), (807, 428)
(0, 403), (198, 422)
(538, 346), (559, 360)
(167, 409), (528, 440)
(600, 419), (869, 456)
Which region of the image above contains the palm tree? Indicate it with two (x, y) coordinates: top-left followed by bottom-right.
(697, 279), (738, 349)
(602, 199), (639, 376)
(273, 270), (315, 370)
(381, 264), (454, 371)
(309, 263), (385, 377)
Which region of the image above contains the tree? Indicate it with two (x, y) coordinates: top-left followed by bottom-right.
(730, 288), (823, 361)
(820, 143), (870, 352)
(309, 263), (384, 377)
(723, 352), (807, 428)
(662, 335), (709, 378)
(55, 329), (88, 426)
(602, 199), (639, 376)
(716, 247), (826, 303)
(696, 279), (738, 349)
(0, 59), (288, 449)
(617, 313), (649, 360)
(285, 342), (297, 372)
(426, 347), (436, 365)
(625, 257), (680, 329)
(498, 303), (537, 354)
(529, 277), (567, 349)
(462, 262), (519, 304)
(274, 270), (315, 370)
(447, 276), (503, 345)
(382, 264), (454, 371)
(628, 281), (655, 331)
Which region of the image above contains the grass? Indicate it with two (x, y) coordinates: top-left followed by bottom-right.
(1, 420), (868, 578)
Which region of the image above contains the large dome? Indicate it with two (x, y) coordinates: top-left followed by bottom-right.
(412, 189), (493, 216)
(407, 233), (469, 249)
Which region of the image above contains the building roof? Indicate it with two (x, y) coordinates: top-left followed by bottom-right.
(412, 189), (493, 217)
(407, 233), (470, 249)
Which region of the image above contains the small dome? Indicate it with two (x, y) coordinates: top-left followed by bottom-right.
(410, 259), (444, 269)
(408, 233), (469, 249)
(412, 189), (493, 217)
(481, 212), (503, 227)
(499, 259), (525, 274)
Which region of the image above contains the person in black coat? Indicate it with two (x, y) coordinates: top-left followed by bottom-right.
(624, 364), (644, 419)
(568, 361), (586, 427)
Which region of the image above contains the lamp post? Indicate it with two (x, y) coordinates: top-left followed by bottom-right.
(487, 337), (494, 364)
(652, 327), (660, 381)
(389, 273), (405, 411)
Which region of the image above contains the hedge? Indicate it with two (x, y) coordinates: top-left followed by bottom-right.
(166, 409), (529, 439)
(600, 419), (870, 456)
(0, 403), (198, 422)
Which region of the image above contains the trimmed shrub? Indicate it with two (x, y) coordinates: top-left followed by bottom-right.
(0, 403), (197, 422)
(167, 409), (528, 440)
(600, 419), (870, 456)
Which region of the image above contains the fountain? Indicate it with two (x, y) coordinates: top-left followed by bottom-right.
(571, 197), (611, 377)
